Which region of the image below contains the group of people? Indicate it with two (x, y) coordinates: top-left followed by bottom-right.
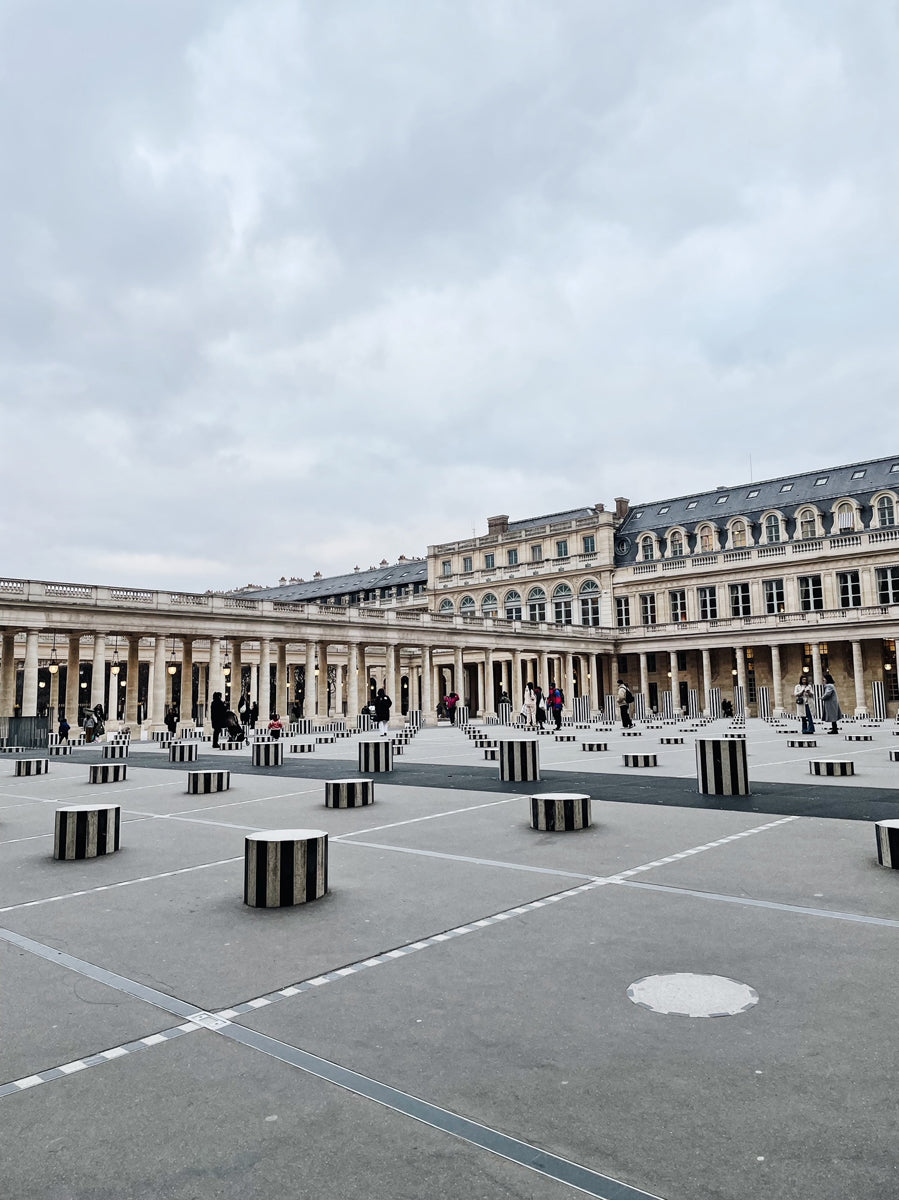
(794, 672), (843, 734)
(518, 683), (565, 729)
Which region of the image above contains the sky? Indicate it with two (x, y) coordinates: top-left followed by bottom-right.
(1, 0), (897, 592)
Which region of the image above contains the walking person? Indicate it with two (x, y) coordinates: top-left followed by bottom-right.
(445, 691), (459, 725)
(249, 701), (258, 730)
(794, 673), (815, 734)
(617, 679), (634, 728)
(375, 687), (392, 735)
(546, 682), (564, 730)
(210, 690), (227, 749)
(534, 684), (546, 729)
(822, 673), (843, 734)
(521, 682), (537, 728)
(57, 715), (70, 744)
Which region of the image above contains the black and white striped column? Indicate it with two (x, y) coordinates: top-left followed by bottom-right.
(529, 793), (591, 831)
(169, 743), (198, 763)
(757, 686), (771, 720)
(582, 742), (608, 752)
(187, 770), (231, 794)
(244, 829), (328, 907)
(623, 753), (657, 767)
(54, 804), (121, 859)
(252, 742), (284, 766)
(359, 740), (392, 772)
(289, 742), (316, 754)
(875, 819), (899, 869)
(696, 739), (749, 795)
(872, 680), (887, 721)
(14, 758), (48, 777)
(48, 745), (74, 756)
(572, 697), (590, 723)
(89, 763), (127, 784)
(325, 779), (374, 808)
(498, 740), (540, 782)
(102, 743), (129, 759)
(708, 687), (722, 720)
(810, 760), (854, 776)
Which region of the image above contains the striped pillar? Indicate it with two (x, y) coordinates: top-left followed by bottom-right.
(603, 695), (617, 724)
(529, 793), (591, 831)
(498, 740), (540, 782)
(633, 692), (647, 722)
(688, 688), (699, 718)
(872, 680), (887, 721)
(54, 804), (121, 860)
(756, 686), (771, 721)
(696, 739), (749, 795)
(325, 778), (374, 808)
(497, 701), (512, 726)
(733, 684), (745, 718)
(244, 829), (328, 907)
(102, 743), (128, 759)
(289, 742), (316, 754)
(708, 687), (722, 720)
(252, 742), (284, 767)
(187, 770), (230, 794)
(810, 760), (854, 776)
(572, 696), (590, 723)
(169, 743), (198, 763)
(662, 690), (673, 719)
(875, 819), (899, 869)
(15, 758), (49, 777)
(623, 753), (657, 767)
(359, 740), (392, 772)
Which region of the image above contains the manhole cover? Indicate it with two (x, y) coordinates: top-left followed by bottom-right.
(627, 973), (758, 1017)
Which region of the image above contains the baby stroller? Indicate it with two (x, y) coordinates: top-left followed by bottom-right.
(225, 711), (245, 743)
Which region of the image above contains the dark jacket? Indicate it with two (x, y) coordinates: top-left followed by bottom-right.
(375, 693), (392, 721)
(210, 696), (228, 729)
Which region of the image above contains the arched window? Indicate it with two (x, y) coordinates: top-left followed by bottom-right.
(836, 502), (855, 533)
(481, 592), (498, 615)
(528, 587), (546, 622)
(438, 598), (454, 614)
(731, 520), (747, 548)
(579, 580), (600, 626)
(553, 583), (573, 625)
(877, 495), (896, 527)
(504, 590), (522, 620)
(640, 536), (654, 561)
(764, 514), (781, 543)
(669, 531), (684, 558)
(799, 509), (817, 540)
(459, 595), (475, 614)
(698, 525), (714, 553)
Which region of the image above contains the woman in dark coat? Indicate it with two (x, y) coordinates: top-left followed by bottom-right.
(374, 688), (392, 736)
(821, 673), (843, 734)
(210, 691), (228, 748)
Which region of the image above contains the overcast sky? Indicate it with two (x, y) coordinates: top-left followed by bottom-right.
(1, 1), (897, 592)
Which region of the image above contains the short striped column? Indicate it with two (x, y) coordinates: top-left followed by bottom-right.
(554, 732), (577, 742)
(217, 741), (243, 751)
(252, 742), (284, 767)
(359, 741), (392, 773)
(325, 779), (374, 808)
(89, 763), (127, 784)
(660, 737), (684, 745)
(875, 819), (899, 869)
(498, 740), (540, 782)
(187, 770), (231, 794)
(54, 804), (121, 860)
(102, 743), (129, 759)
(787, 739), (817, 748)
(14, 758), (49, 777)
(582, 742), (608, 752)
(151, 730), (171, 742)
(622, 730), (642, 738)
(169, 743), (198, 763)
(456, 706), (470, 726)
(530, 793), (591, 831)
(623, 753), (657, 767)
(810, 760), (854, 777)
(315, 734), (336, 744)
(484, 748), (498, 760)
(844, 734), (872, 742)
(289, 742), (316, 754)
(244, 829), (328, 907)
(696, 739), (749, 796)
(48, 745), (74, 756)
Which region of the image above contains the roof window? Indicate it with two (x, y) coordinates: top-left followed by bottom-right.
(747, 489), (760, 498)
(851, 469), (866, 479)
(686, 501), (698, 510)
(779, 483), (793, 492)
(814, 476), (828, 485)
(716, 496), (728, 504)
(890, 464), (899, 473)
(658, 506), (669, 514)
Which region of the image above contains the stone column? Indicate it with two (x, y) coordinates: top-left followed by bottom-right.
(231, 641), (243, 715)
(669, 650), (680, 717)
(346, 642), (360, 721)
(178, 639), (194, 732)
(258, 637), (271, 720)
(316, 642), (328, 718)
(90, 634), (107, 715)
(811, 643), (823, 687)
(511, 650), (522, 706)
(420, 645), (433, 723)
(249, 662), (258, 712)
(106, 656), (120, 729)
(588, 653), (599, 715)
(305, 642), (316, 716)
(385, 644), (398, 712)
(701, 648), (712, 716)
(196, 653), (206, 722)
(65, 635), (81, 722)
(771, 644), (785, 716)
(0, 632), (15, 718)
(453, 647), (465, 704)
(357, 644), (370, 714)
(21, 631), (39, 717)
(851, 640), (868, 716)
(482, 647), (495, 715)
(150, 634), (167, 731)
(48, 653), (60, 717)
(735, 646), (747, 709)
(538, 650), (549, 693)
(564, 652), (574, 711)
(639, 652), (650, 703)
(208, 637), (224, 708)
(276, 641), (288, 719)
(335, 661), (345, 716)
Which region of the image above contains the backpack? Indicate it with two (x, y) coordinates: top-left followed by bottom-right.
(624, 687), (634, 704)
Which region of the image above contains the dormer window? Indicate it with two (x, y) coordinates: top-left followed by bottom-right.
(836, 502), (855, 532)
(799, 509), (817, 539)
(698, 525), (714, 553)
(877, 495), (896, 527)
(640, 536), (655, 561)
(731, 521), (747, 548)
(669, 532), (684, 557)
(764, 514), (782, 543)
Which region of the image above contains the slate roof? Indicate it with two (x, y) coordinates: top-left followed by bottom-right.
(615, 454), (899, 562)
(509, 507), (598, 532)
(240, 559), (428, 602)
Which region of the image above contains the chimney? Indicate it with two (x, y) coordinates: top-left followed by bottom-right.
(279, 576), (287, 585)
(487, 514), (509, 535)
(595, 503), (604, 513)
(380, 559), (388, 566)
(614, 497), (630, 520)
(313, 571), (322, 580)
(398, 554), (406, 561)
(353, 565), (360, 573)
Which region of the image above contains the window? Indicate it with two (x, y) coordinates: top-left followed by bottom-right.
(482, 593), (498, 615)
(747, 489), (760, 498)
(779, 483), (793, 493)
(640, 593), (657, 625)
(640, 537), (654, 561)
(507, 548), (519, 566)
(877, 496), (896, 527)
(528, 587), (546, 622)
(838, 571), (861, 608)
(731, 521), (747, 548)
(729, 582), (751, 617)
(698, 526), (714, 553)
(462, 556), (472, 573)
(815, 476), (828, 486)
(851, 469), (866, 480)
(580, 581), (601, 626)
(798, 574), (824, 611)
(764, 579), (785, 614)
(686, 501), (698, 510)
(530, 544), (543, 562)
(799, 509), (817, 539)
(484, 553), (495, 570)
(892, 465), (899, 474)
(646, 653), (657, 673)
(658, 506), (669, 515)
(556, 540), (569, 559)
(716, 496), (728, 504)
(836, 503), (855, 532)
(677, 651), (687, 672)
(504, 590), (522, 620)
(553, 583), (573, 625)
(442, 560), (452, 577)
(764, 514), (781, 543)
(669, 532), (684, 557)
(460, 595), (475, 613)
(615, 596), (630, 628)
(669, 589), (687, 622)
(698, 586), (718, 620)
(877, 567), (899, 604)
(438, 598), (454, 613)
(582, 535), (595, 554)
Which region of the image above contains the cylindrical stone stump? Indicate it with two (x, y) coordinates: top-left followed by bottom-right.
(359, 740), (393, 773)
(289, 742), (316, 754)
(875, 819), (899, 869)
(889, 750), (899, 762)
(244, 829), (328, 907)
(325, 779), (374, 808)
(810, 760), (854, 776)
(582, 742), (609, 752)
(622, 730), (642, 737)
(187, 770), (231, 794)
(530, 793), (592, 831)
(787, 739), (817, 748)
(623, 753), (657, 767)
(845, 734), (872, 742)
(15, 758), (49, 777)
(151, 731), (170, 742)
(498, 740), (540, 782)
(217, 741), (242, 750)
(554, 733), (576, 742)
(170, 743), (198, 763)
(484, 748), (498, 760)
(89, 763), (127, 784)
(102, 744), (129, 759)
(475, 738), (497, 749)
(315, 734), (336, 744)
(660, 737), (684, 745)
(696, 739), (749, 795)
(48, 745), (74, 756)
(252, 742), (284, 767)
(54, 804), (121, 859)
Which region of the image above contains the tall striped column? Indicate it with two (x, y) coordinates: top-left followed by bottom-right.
(696, 738), (749, 795)
(756, 686), (771, 720)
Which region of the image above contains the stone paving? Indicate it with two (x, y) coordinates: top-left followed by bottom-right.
(1, 718), (897, 1200)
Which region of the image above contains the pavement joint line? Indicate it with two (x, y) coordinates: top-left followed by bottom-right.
(0, 854), (245, 914)
(612, 879), (899, 928)
(332, 793), (527, 839)
(167, 784), (322, 816)
(599, 817), (799, 881)
(124, 809), (264, 832)
(339, 839), (599, 880)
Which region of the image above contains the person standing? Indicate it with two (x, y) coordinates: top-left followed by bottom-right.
(210, 690), (227, 748)
(822, 673), (843, 734)
(375, 687), (392, 735)
(521, 682), (537, 728)
(164, 707), (178, 736)
(617, 679), (634, 728)
(534, 684), (547, 729)
(546, 682), (564, 730)
(445, 691), (459, 725)
(249, 700), (258, 730)
(57, 716), (70, 744)
(794, 674), (814, 734)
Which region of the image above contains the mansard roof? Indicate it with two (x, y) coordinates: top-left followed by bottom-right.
(240, 558), (428, 602)
(508, 507), (598, 532)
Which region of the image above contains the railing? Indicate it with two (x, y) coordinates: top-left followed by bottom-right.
(614, 603), (899, 639)
(44, 583), (93, 598)
(109, 588), (154, 603)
